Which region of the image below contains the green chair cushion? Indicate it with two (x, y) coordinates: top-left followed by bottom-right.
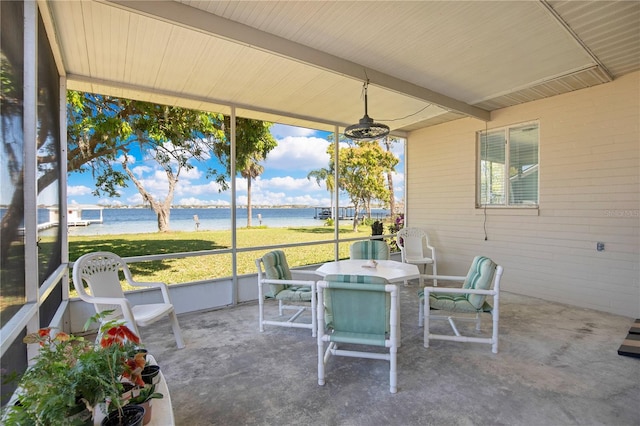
(462, 256), (496, 309)
(322, 275), (390, 334)
(324, 282), (389, 346)
(418, 256), (496, 312)
(418, 289), (492, 313)
(275, 287), (313, 302)
(261, 250), (292, 298)
(350, 241), (391, 260)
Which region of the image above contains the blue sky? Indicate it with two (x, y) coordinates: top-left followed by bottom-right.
(66, 123), (405, 208)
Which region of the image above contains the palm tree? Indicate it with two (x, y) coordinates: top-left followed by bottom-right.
(381, 136), (399, 219)
(307, 167), (335, 218)
(240, 158), (264, 227)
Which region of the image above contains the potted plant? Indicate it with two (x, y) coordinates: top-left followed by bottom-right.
(128, 384), (163, 425)
(2, 312), (146, 425)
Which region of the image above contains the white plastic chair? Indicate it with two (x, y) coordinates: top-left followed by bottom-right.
(256, 250), (317, 336)
(420, 256), (503, 353)
(396, 227), (438, 286)
(317, 275), (399, 393)
(72, 251), (185, 348)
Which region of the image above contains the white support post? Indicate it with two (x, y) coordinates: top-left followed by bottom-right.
(333, 126), (340, 261)
(24, 0), (40, 363)
(230, 106), (237, 305)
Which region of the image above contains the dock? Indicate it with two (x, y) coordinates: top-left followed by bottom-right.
(314, 206), (358, 220)
(49, 205), (104, 227)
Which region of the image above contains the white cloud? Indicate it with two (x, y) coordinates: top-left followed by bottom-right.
(126, 193), (144, 204)
(97, 198), (125, 207)
(236, 189), (329, 207)
(67, 185), (93, 196)
(177, 180), (224, 196)
(264, 136), (330, 170)
(131, 165), (152, 177)
(392, 171), (404, 185)
(176, 197), (229, 206)
(384, 139), (405, 157)
(270, 124), (319, 139)
(116, 154), (134, 165)
(254, 175), (322, 192)
(180, 166), (203, 180)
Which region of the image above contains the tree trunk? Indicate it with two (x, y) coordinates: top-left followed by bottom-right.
(123, 161), (176, 232)
(156, 208), (170, 232)
(352, 202), (360, 232)
(387, 170), (395, 218)
(0, 152), (63, 263)
(0, 175), (24, 267)
(382, 136), (396, 219)
(247, 177), (252, 227)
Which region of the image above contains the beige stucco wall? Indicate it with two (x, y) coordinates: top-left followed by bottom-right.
(406, 71), (639, 318)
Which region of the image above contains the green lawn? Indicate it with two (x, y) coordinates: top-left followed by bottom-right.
(67, 225), (396, 289)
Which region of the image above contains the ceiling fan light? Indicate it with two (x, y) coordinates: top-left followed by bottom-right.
(344, 115), (390, 141)
(344, 80), (390, 141)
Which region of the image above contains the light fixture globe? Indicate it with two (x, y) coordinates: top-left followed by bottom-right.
(344, 81), (390, 141)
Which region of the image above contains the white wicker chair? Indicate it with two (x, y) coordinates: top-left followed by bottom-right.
(72, 251), (185, 348)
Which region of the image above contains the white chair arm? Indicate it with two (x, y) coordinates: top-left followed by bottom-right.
(426, 245), (436, 261)
(261, 279), (316, 288)
(128, 280), (172, 302)
(77, 295), (137, 331)
(79, 294), (134, 307)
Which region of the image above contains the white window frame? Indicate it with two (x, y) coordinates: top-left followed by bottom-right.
(476, 121), (539, 208)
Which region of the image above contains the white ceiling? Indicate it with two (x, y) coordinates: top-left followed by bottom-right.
(42, 0), (640, 135)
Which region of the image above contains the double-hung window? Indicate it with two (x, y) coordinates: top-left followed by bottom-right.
(477, 122), (539, 207)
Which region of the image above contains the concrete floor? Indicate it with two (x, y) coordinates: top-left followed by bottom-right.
(142, 281), (639, 426)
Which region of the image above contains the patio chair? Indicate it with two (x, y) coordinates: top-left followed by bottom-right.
(396, 227), (438, 286)
(72, 251), (185, 348)
(349, 240), (390, 260)
(255, 250), (317, 337)
(419, 256), (503, 353)
(317, 274), (399, 393)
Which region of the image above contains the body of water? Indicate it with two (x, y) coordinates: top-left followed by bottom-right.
(16, 207), (389, 236)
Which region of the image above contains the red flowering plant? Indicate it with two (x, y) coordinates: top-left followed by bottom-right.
(2, 311), (146, 425)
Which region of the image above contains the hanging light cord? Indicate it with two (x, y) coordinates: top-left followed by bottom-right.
(378, 104), (433, 122)
(360, 69), (435, 123)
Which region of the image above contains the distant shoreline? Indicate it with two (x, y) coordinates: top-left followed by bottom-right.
(23, 204), (388, 210)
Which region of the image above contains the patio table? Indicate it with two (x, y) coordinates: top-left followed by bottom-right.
(316, 259), (420, 284)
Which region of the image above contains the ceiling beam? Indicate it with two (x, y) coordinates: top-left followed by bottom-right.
(105, 0), (490, 121)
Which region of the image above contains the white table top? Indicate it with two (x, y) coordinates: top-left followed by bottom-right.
(316, 259), (420, 284)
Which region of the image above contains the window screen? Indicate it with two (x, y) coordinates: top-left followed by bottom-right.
(478, 122), (539, 207)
